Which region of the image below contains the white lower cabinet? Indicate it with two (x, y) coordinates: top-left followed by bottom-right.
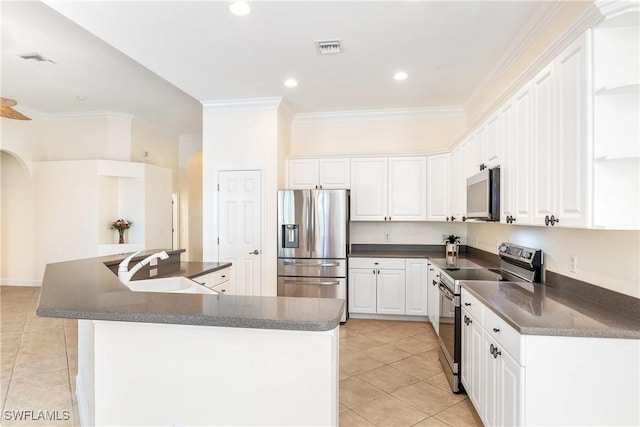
(462, 288), (525, 427)
(426, 262), (441, 333)
(461, 287), (639, 426)
(376, 269), (406, 315)
(405, 259), (428, 315)
(192, 267), (233, 294)
(349, 257), (427, 316)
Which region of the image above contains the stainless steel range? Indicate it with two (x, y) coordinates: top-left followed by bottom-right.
(437, 242), (543, 393)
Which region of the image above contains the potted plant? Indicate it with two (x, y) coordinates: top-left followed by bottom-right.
(445, 234), (460, 258)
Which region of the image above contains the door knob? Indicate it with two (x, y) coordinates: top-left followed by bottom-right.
(249, 249), (259, 255)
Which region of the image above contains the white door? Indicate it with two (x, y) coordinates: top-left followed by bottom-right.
(218, 170), (262, 296)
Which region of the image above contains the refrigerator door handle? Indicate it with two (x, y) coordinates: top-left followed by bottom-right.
(283, 279), (341, 287)
(282, 260), (340, 268)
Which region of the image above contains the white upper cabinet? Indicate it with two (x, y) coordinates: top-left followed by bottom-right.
(388, 157), (427, 221)
(287, 158), (319, 189)
(531, 62), (557, 226)
(484, 113), (501, 169)
(500, 100), (516, 224)
(426, 154), (450, 221)
(351, 156), (426, 221)
(554, 31), (591, 228)
(287, 157), (350, 189)
(513, 83), (534, 225)
(319, 158), (351, 189)
(350, 157), (388, 220)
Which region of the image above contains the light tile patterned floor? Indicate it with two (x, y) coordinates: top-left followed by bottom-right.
(339, 318), (483, 427)
(1, 286), (482, 426)
(1, 286), (78, 426)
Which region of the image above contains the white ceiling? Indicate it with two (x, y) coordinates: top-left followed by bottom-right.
(2, 1), (559, 137)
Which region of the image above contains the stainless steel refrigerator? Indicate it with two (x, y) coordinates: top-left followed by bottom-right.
(277, 189), (349, 322)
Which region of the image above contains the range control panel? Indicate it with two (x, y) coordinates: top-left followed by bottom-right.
(498, 243), (543, 268)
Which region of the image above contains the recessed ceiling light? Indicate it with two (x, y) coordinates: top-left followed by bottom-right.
(284, 78), (298, 88)
(229, 1), (251, 16)
(394, 71), (409, 81)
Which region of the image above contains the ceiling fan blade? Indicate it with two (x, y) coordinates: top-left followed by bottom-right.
(0, 97), (31, 120)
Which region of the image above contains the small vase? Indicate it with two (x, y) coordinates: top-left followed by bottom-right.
(118, 229), (125, 244)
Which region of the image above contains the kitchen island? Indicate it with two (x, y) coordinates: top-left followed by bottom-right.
(37, 252), (344, 426)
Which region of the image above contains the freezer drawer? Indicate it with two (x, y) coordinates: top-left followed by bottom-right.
(277, 276), (346, 300)
(277, 258), (346, 278)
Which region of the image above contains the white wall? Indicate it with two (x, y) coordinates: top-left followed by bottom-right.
(467, 223), (640, 298)
(177, 135), (203, 261)
(291, 109), (466, 156)
(202, 100), (290, 296)
(131, 119), (180, 188)
(1, 111), (182, 284)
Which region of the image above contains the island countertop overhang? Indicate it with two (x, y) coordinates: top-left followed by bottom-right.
(36, 252), (344, 332)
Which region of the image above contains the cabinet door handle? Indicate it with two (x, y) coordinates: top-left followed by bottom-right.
(464, 302), (471, 306)
(493, 328), (500, 333)
(545, 215), (550, 226)
(551, 215), (560, 226)
(221, 275), (226, 278)
(249, 249), (260, 255)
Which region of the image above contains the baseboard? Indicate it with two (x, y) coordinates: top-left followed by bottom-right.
(348, 313), (428, 322)
(0, 279), (41, 287)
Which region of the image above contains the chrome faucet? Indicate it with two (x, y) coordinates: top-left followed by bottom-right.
(118, 251), (169, 284)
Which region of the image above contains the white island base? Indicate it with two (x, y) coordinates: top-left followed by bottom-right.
(76, 319), (339, 426)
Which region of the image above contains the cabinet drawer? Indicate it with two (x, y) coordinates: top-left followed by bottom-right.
(193, 267), (231, 289)
(482, 306), (522, 364)
(349, 257), (405, 269)
(212, 281), (232, 295)
(210, 268), (231, 286)
(461, 288), (483, 323)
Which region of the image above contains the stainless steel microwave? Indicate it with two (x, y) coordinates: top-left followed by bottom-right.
(466, 167), (500, 221)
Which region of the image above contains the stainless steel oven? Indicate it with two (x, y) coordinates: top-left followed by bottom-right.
(437, 281), (460, 392)
(436, 242), (543, 394)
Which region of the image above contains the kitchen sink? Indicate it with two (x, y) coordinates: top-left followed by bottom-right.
(126, 277), (217, 294)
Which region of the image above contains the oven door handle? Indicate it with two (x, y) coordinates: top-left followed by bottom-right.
(438, 282), (461, 307)
(282, 279), (340, 286)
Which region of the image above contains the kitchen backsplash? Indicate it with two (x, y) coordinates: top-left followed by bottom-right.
(349, 221), (467, 245)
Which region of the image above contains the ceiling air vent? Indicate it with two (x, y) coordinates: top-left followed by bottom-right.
(316, 40), (343, 55)
(18, 52), (56, 64)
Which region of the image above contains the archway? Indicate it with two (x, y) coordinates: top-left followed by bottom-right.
(1, 150), (37, 285)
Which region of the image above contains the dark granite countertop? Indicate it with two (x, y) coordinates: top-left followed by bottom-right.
(463, 281), (640, 339)
(347, 244), (638, 339)
(36, 252), (344, 332)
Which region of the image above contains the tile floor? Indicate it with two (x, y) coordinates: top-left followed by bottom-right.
(1, 286), (482, 426)
(338, 317), (483, 427)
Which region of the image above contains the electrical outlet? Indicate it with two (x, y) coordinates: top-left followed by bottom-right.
(441, 234), (448, 242)
(385, 233), (390, 242)
(150, 268), (158, 277)
(150, 258), (158, 267)
(570, 256), (578, 273)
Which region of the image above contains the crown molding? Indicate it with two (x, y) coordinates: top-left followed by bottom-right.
(595, 0), (640, 19)
(293, 106), (465, 124)
(464, 1), (565, 113)
(278, 99), (295, 123)
(459, 1), (605, 144)
(201, 97), (283, 112)
(46, 110), (134, 120)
